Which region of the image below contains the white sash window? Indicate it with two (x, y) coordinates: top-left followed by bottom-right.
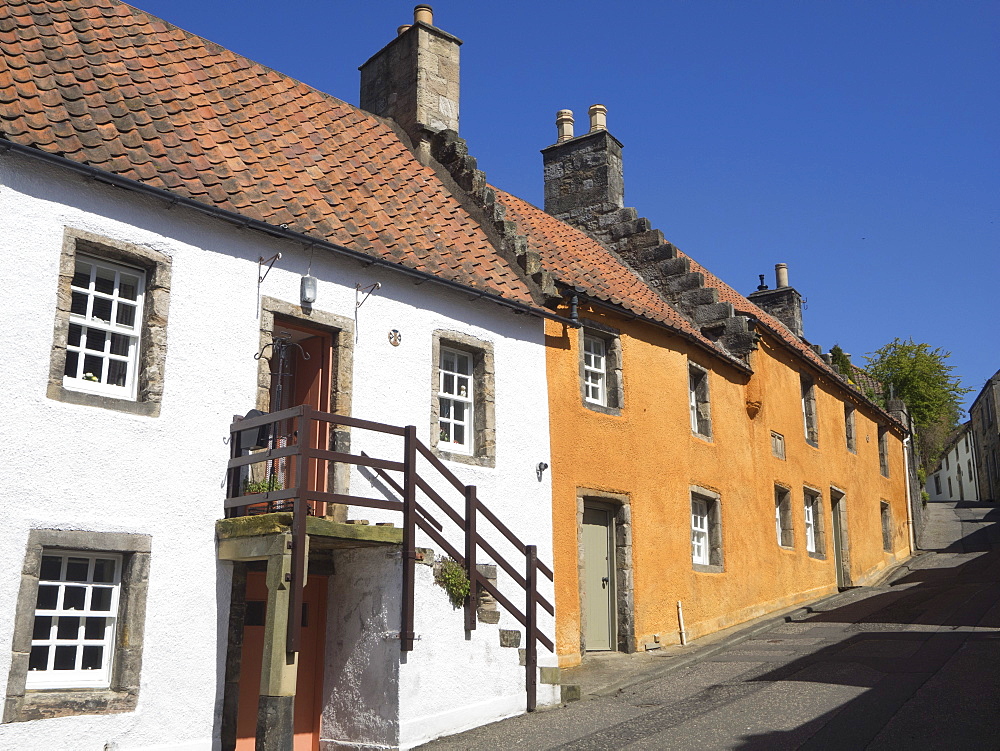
(65, 256), (145, 399)
(26, 552), (122, 689)
(438, 347), (474, 454)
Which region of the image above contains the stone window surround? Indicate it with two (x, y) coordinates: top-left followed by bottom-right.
(576, 489), (634, 655)
(880, 500), (893, 552)
(578, 321), (624, 416)
(4, 529), (151, 723)
(771, 431), (786, 460)
(257, 297), (355, 520)
(775, 484), (794, 548)
(430, 330), (496, 468)
(804, 486), (827, 560)
(691, 485), (724, 574)
(688, 360), (713, 440)
(801, 374), (819, 448)
(845, 403), (857, 453)
(47, 228), (171, 417)
(878, 426), (891, 478)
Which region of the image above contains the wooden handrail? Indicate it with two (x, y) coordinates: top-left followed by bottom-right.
(226, 405), (555, 711)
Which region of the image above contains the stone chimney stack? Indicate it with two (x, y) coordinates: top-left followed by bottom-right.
(542, 105), (624, 234)
(747, 263), (805, 338)
(359, 5), (462, 162)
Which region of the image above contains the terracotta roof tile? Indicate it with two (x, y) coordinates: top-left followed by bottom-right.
(494, 188), (719, 349)
(0, 0), (537, 305)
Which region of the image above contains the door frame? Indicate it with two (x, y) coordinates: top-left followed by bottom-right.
(576, 489), (635, 655)
(830, 486), (852, 588)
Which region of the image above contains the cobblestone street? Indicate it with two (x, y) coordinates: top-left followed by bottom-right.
(421, 500), (1000, 750)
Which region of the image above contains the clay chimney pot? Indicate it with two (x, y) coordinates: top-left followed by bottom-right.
(414, 5), (433, 25)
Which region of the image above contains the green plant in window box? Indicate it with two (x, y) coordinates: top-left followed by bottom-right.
(435, 556), (470, 609)
(242, 476), (282, 495)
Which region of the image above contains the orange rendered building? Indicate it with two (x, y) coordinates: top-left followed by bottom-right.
(495, 112), (914, 667)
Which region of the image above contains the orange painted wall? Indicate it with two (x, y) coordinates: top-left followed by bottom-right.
(546, 304), (911, 667)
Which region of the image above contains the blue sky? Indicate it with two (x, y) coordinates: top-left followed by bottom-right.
(134, 1), (999, 409)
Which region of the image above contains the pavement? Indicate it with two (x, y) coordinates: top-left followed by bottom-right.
(418, 500), (1000, 750)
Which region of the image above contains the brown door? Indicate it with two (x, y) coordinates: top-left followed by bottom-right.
(236, 571), (328, 751)
(274, 318), (333, 516)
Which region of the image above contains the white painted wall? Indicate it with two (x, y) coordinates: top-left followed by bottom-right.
(0, 152), (556, 750)
(926, 426), (978, 502)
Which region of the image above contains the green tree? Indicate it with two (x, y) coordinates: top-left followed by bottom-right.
(864, 338), (970, 470)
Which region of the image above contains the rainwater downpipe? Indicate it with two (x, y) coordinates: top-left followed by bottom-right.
(569, 293), (579, 324)
(676, 600), (688, 646)
(902, 433), (917, 552)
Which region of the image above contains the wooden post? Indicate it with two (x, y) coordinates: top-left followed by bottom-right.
(401, 425), (417, 651)
(226, 415), (242, 518)
(525, 544), (538, 712)
(465, 485), (478, 632)
(286, 408), (309, 653)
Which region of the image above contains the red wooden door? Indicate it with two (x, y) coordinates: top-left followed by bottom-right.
(274, 319), (333, 516)
(236, 572), (328, 751)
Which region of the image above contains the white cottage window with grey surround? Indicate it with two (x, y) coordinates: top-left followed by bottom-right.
(65, 256), (145, 400)
(26, 552), (122, 689)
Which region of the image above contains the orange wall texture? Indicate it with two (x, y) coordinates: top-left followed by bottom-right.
(546, 304), (912, 667)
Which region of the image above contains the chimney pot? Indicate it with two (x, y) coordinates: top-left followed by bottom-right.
(397, 24), (411, 35)
(775, 263), (789, 288)
(589, 103), (608, 132)
(556, 109), (575, 143)
(414, 4), (433, 25)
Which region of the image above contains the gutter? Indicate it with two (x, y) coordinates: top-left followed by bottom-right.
(0, 139), (577, 328)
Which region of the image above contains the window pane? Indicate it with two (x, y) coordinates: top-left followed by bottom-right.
(439, 398), (451, 419)
(454, 425), (465, 446)
(65, 558), (90, 582)
(57, 616), (81, 639)
(442, 373), (454, 395)
(32, 616), (52, 640)
(85, 329), (107, 352)
(91, 587), (113, 612)
(68, 323), (83, 347)
(456, 354), (471, 374)
(108, 360), (129, 388)
(40, 556), (62, 580)
(119, 274), (139, 301)
(83, 354), (103, 383)
(82, 645), (103, 670)
(54, 645), (77, 670)
(457, 377), (469, 397)
(72, 263), (92, 288)
(84, 617), (107, 639)
(64, 587), (86, 611)
(71, 291), (88, 316)
(93, 559), (116, 584)
(64, 350), (79, 378)
(443, 353), (455, 371)
(29, 646), (49, 671)
(92, 297), (113, 323)
(440, 423), (451, 442)
(116, 303), (136, 328)
(36, 585), (58, 610)
(94, 266), (115, 295)
(453, 401), (466, 421)
(110, 334), (130, 357)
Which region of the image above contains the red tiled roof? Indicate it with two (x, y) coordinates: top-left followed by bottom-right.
(0, 0), (537, 304)
(495, 188), (721, 348)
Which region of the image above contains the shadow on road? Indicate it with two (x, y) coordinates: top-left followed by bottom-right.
(729, 502), (1000, 749)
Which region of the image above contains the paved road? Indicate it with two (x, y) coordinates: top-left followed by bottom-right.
(420, 500), (1000, 750)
